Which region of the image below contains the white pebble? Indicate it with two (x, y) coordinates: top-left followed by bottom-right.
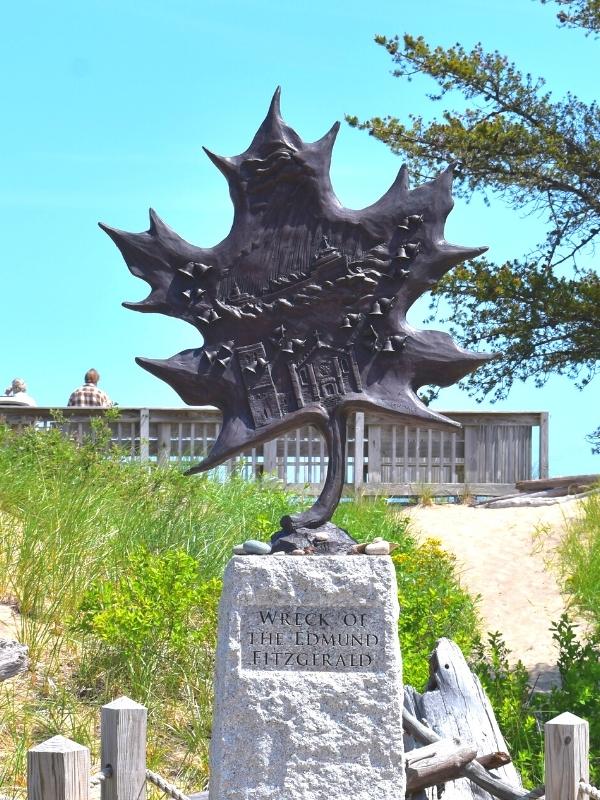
(365, 542), (390, 555)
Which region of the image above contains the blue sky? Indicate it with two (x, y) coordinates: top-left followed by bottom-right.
(1, 0), (598, 475)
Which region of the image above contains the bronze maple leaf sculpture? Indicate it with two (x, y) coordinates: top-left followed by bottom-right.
(101, 88), (492, 534)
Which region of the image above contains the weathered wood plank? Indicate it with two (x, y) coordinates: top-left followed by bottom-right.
(319, 424), (326, 483)
(404, 706), (530, 800)
(27, 736), (89, 800)
(157, 423), (171, 467)
(516, 474), (600, 492)
(0, 638), (28, 682)
(101, 696), (147, 800)
(405, 741), (511, 794)
(463, 427), (479, 485)
(367, 424), (382, 484)
(406, 740), (478, 793)
(539, 412), (549, 479)
(139, 408), (150, 462)
(482, 490), (596, 508)
(523, 426), (532, 481)
(544, 712), (588, 800)
(263, 439), (277, 475)
(404, 638), (522, 800)
(451, 431), (457, 483)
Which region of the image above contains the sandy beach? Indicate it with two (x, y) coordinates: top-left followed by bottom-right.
(404, 500), (583, 686)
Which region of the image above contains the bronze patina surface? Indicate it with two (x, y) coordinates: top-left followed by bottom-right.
(101, 89), (492, 531)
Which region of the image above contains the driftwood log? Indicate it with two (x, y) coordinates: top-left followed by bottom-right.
(516, 475), (599, 493)
(479, 489), (597, 509)
(405, 738), (511, 794)
(0, 638), (29, 681)
(477, 474), (600, 508)
(403, 638), (523, 800)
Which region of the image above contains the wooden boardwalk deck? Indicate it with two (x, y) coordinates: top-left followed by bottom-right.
(0, 406), (549, 497)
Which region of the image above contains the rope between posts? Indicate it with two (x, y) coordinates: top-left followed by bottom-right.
(581, 781), (600, 800)
(145, 768), (192, 800)
(520, 787), (545, 800)
(89, 766), (112, 787)
(89, 760), (598, 800)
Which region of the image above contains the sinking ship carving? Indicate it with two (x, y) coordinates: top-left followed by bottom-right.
(100, 87), (493, 530)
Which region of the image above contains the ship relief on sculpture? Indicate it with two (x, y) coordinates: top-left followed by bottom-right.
(101, 87), (494, 531)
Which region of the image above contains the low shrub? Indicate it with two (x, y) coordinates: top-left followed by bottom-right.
(395, 537), (481, 689)
(472, 632), (544, 786)
(0, 419), (293, 664)
(472, 615), (600, 787)
(71, 548), (220, 704)
(539, 615), (600, 782)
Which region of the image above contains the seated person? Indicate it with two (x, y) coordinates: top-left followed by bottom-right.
(67, 368), (113, 408)
(1, 378), (37, 406)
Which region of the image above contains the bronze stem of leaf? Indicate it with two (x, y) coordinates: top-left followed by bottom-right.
(280, 409), (347, 532)
(100, 87), (497, 534)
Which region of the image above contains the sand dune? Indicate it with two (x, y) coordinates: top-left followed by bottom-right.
(404, 500), (583, 687)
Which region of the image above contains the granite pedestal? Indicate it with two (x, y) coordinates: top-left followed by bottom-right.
(209, 555), (405, 800)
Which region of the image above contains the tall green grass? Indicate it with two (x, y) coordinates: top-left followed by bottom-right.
(555, 493), (600, 631)
(0, 419), (481, 796)
(0, 420), (294, 663)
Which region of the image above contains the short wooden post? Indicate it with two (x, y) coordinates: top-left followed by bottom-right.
(139, 408), (150, 463)
(545, 712), (589, 800)
(101, 696), (147, 800)
(27, 735), (89, 800)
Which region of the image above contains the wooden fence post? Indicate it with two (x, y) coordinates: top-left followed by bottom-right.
(157, 423), (171, 467)
(263, 439), (277, 475)
(545, 711), (589, 800)
(353, 412), (365, 490)
(367, 423), (381, 484)
(139, 408), (150, 463)
(101, 696), (147, 800)
(539, 411), (549, 479)
(27, 735), (90, 800)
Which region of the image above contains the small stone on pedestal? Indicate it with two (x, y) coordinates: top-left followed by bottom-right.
(209, 555), (405, 800)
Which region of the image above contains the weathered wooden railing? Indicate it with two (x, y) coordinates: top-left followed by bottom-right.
(25, 696), (594, 800)
(0, 406), (549, 497)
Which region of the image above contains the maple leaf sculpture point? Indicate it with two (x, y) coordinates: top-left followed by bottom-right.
(100, 88), (493, 532)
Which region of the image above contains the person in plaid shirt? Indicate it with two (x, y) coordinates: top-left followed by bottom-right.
(67, 368), (113, 407)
